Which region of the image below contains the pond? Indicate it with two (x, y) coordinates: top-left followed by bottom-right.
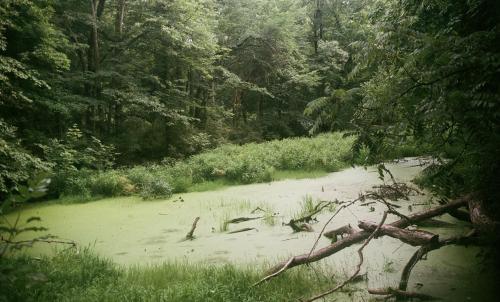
(5, 158), (496, 301)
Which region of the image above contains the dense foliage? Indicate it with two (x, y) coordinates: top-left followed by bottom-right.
(1, 0), (498, 209)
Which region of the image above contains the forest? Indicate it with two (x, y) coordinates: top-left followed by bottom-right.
(1, 0), (499, 301)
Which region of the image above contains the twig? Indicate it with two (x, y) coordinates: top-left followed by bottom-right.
(252, 256), (295, 287)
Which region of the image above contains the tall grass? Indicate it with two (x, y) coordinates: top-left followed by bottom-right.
(0, 249), (333, 302)
(51, 132), (355, 202)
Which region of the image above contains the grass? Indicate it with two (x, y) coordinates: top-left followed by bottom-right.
(0, 249), (333, 302)
(49, 132), (356, 203)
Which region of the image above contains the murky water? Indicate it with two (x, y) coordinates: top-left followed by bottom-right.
(5, 158), (497, 301)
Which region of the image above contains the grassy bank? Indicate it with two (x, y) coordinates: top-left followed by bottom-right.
(50, 132), (355, 202)
(0, 249), (333, 302)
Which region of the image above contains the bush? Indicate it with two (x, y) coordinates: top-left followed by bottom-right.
(125, 166), (155, 190)
(165, 162), (193, 193)
(90, 172), (134, 197)
(140, 179), (173, 200)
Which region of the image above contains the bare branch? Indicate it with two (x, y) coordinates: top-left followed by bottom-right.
(303, 211), (388, 302)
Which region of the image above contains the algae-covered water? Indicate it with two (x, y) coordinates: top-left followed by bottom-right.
(5, 158), (497, 301)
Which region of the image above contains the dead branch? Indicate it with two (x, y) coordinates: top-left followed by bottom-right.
(185, 217), (200, 240)
(398, 244), (434, 292)
(372, 182), (421, 201)
(398, 229), (479, 293)
(253, 257), (295, 287)
(265, 195), (470, 276)
(226, 216), (262, 224)
(303, 211), (389, 302)
(358, 221), (438, 246)
(368, 287), (438, 300)
(228, 227), (257, 234)
(1, 238), (77, 248)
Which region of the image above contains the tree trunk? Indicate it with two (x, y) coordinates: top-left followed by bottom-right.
(358, 220), (439, 246)
(115, 0), (126, 39)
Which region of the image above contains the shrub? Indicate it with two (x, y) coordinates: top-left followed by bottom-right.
(47, 170), (94, 199)
(140, 179), (173, 200)
(125, 166), (155, 190)
(165, 162), (193, 193)
(90, 172), (134, 197)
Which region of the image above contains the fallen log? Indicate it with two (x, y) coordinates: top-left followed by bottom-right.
(368, 287), (438, 300)
(185, 217), (200, 240)
(324, 224), (355, 241)
(266, 195), (470, 275)
(358, 221), (439, 246)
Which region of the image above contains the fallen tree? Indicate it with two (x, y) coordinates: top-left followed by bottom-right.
(256, 192), (495, 301)
(266, 194), (471, 275)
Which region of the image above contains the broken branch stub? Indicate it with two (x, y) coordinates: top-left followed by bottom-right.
(185, 217), (200, 240)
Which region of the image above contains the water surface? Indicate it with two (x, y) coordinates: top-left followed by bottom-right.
(6, 158), (496, 301)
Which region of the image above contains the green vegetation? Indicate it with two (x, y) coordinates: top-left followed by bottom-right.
(49, 132), (354, 202)
(2, 0), (497, 207)
(0, 249), (332, 302)
(1, 0), (499, 299)
(294, 195), (335, 221)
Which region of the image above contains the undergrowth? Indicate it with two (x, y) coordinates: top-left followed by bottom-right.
(0, 249), (332, 302)
(49, 132), (355, 202)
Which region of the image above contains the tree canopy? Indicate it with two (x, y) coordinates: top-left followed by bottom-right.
(0, 0), (499, 206)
